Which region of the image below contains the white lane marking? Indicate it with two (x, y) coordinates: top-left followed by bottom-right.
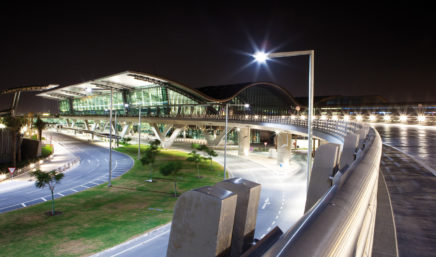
(109, 229), (170, 257)
(272, 221), (276, 225)
(81, 185), (90, 188)
(21, 203), (26, 207)
(41, 197), (47, 202)
(71, 189), (78, 192)
(261, 197), (270, 209)
(58, 193), (65, 196)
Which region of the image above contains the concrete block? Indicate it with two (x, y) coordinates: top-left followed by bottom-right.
(215, 178), (261, 257)
(339, 133), (360, 170)
(167, 186), (237, 257)
(305, 143), (340, 212)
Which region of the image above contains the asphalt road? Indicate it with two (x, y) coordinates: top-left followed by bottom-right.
(375, 124), (436, 257)
(94, 147), (307, 257)
(0, 131), (134, 213)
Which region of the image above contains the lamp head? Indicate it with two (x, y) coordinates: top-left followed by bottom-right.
(253, 51), (268, 63)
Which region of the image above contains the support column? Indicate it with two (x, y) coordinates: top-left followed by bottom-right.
(206, 128), (233, 146)
(238, 127), (250, 156)
(276, 132), (292, 166)
(84, 120), (90, 131)
(120, 122), (132, 139)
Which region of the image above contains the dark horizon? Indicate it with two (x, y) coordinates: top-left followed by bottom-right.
(1, 2), (435, 114)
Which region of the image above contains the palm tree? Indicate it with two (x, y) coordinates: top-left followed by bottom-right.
(31, 170), (64, 216)
(34, 116), (47, 141)
(3, 115), (24, 167)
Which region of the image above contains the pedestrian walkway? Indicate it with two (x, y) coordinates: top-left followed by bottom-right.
(380, 145), (436, 257)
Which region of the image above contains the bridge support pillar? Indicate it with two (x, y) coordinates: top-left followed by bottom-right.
(305, 143), (340, 212)
(276, 132), (292, 166)
(151, 123), (182, 149)
(167, 186), (237, 257)
(84, 120), (90, 131)
(120, 122), (132, 139)
(238, 127), (250, 156)
(206, 128), (233, 146)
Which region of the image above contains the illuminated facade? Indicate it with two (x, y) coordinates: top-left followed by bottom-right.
(38, 71), (300, 117)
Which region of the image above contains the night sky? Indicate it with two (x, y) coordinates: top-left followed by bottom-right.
(1, 2), (435, 114)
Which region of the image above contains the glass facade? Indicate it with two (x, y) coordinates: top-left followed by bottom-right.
(230, 85), (294, 115)
(56, 79), (297, 117)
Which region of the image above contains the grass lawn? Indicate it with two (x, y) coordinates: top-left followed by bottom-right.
(0, 144), (223, 257)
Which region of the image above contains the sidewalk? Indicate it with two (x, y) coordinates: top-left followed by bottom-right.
(0, 133), (79, 184)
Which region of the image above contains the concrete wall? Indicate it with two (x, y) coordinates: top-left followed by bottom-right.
(305, 143), (340, 212)
(167, 186), (237, 257)
(215, 178), (261, 257)
(21, 138), (42, 160)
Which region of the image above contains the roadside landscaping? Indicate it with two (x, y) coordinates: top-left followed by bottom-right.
(0, 144), (223, 257)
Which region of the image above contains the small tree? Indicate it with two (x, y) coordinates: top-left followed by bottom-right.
(205, 148), (218, 171)
(159, 161), (182, 197)
(141, 139), (161, 182)
(34, 116), (47, 141)
(186, 150), (203, 178)
(31, 170), (64, 216)
(194, 145), (218, 172)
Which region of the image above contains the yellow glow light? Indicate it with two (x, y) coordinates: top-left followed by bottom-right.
(399, 115), (408, 122)
(343, 115), (350, 121)
(417, 115), (426, 122)
(369, 115), (376, 121)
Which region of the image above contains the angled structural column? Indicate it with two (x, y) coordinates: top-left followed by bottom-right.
(150, 123), (182, 148)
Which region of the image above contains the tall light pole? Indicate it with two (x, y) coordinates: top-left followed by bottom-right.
(108, 87), (113, 187)
(223, 103), (249, 180)
(138, 106), (141, 160)
(253, 50), (315, 190)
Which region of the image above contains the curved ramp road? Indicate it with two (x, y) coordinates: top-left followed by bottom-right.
(94, 147), (307, 257)
(375, 124), (436, 257)
(0, 132), (134, 213)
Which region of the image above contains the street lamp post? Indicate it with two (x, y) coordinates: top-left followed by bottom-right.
(108, 87), (113, 187)
(254, 50), (315, 190)
(138, 106), (141, 160)
(223, 103), (249, 180)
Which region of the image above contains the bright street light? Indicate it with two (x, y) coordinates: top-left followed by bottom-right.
(399, 115), (408, 122)
(253, 51), (269, 63)
(253, 50), (315, 191)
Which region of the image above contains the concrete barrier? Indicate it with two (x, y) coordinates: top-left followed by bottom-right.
(167, 186), (237, 257)
(305, 143), (340, 212)
(339, 133), (360, 170)
(215, 178), (261, 257)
